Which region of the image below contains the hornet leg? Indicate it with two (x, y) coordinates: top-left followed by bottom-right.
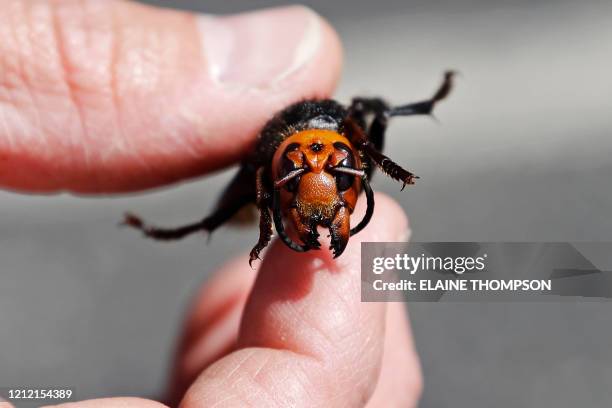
(348, 70), (456, 166)
(123, 165), (256, 240)
(329, 206), (351, 258)
(387, 70), (456, 117)
(344, 118), (419, 189)
(249, 167), (274, 266)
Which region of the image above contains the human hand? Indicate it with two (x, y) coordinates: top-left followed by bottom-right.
(0, 1), (422, 407)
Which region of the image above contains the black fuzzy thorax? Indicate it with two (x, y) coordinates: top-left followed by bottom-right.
(250, 99), (355, 168)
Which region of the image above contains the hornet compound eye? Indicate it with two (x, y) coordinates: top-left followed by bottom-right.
(332, 142), (356, 191)
(279, 143), (303, 193)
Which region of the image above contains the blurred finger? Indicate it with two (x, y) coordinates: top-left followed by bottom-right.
(168, 256), (257, 405)
(366, 303), (423, 408)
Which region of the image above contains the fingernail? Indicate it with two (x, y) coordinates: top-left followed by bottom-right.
(197, 6), (322, 88)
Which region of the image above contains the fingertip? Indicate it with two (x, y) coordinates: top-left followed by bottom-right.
(239, 192), (408, 352)
(230, 192), (410, 403)
(180, 192), (408, 407)
(197, 5), (343, 93)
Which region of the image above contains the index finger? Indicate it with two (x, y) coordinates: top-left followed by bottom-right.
(181, 193), (410, 407)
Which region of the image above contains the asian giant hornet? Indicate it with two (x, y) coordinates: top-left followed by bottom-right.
(124, 71), (455, 265)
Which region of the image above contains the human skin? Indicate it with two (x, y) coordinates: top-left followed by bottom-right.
(0, 1), (422, 407)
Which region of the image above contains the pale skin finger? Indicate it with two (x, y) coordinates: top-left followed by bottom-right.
(172, 276), (422, 408)
(0, 1), (342, 193)
(167, 256), (258, 405)
(180, 193), (413, 407)
(366, 303), (423, 408)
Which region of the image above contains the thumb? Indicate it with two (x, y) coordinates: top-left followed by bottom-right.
(0, 1), (342, 193)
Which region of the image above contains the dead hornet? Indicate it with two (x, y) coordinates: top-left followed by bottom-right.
(124, 71), (456, 265)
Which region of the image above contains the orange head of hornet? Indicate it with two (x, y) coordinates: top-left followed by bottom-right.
(270, 129), (374, 258)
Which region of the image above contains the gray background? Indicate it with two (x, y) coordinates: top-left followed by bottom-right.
(1, 0), (612, 407)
